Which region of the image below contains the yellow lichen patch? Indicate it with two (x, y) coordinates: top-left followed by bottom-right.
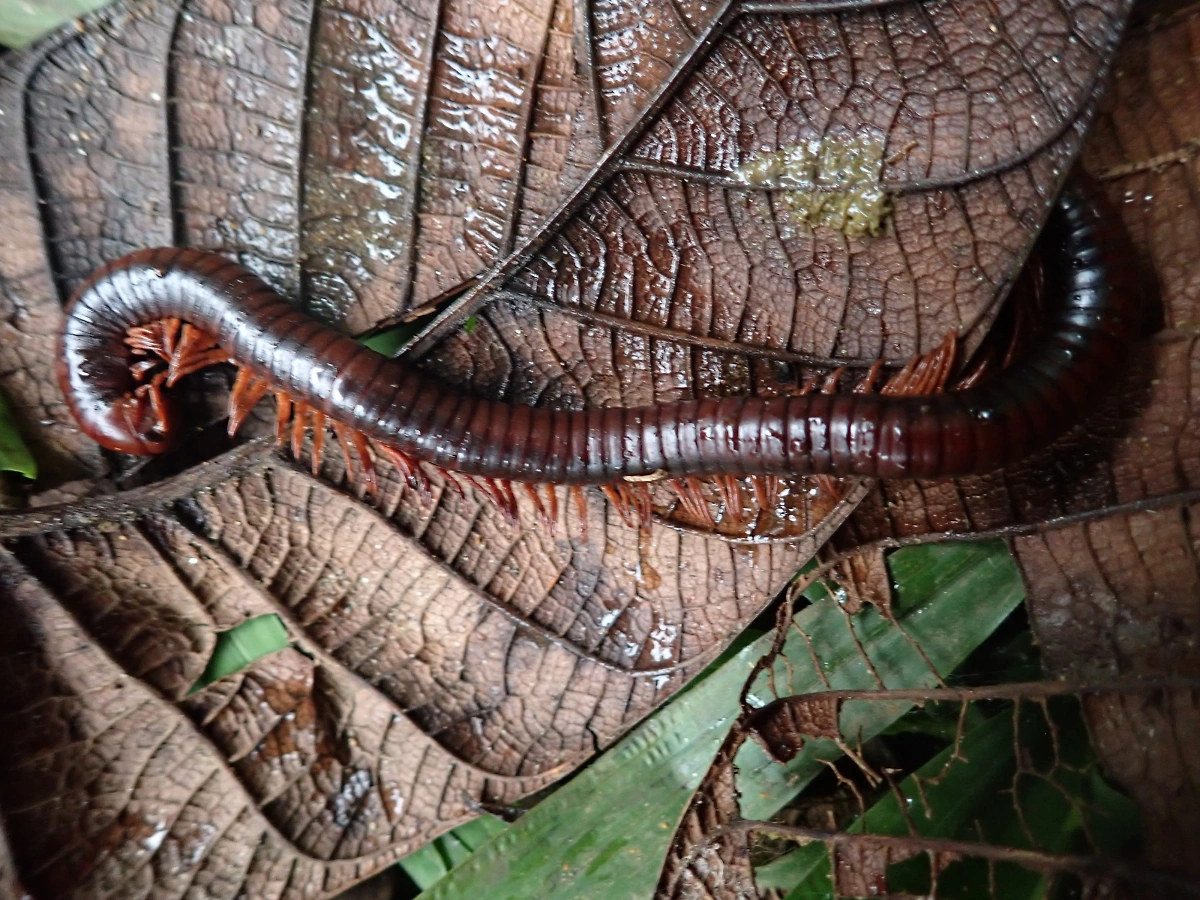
(733, 133), (891, 238)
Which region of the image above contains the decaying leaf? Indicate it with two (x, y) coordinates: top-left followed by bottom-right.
(1015, 504), (1200, 878)
(831, 841), (924, 898)
(818, 7), (1200, 885)
(657, 677), (1199, 900)
(411, 539), (1026, 899)
(749, 696), (841, 764)
(0, 440), (849, 898)
(0, 0), (1151, 895)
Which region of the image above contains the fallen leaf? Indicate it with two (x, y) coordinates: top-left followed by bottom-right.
(0, 0), (1136, 895)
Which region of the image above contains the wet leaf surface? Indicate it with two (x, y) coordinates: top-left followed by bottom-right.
(819, 6), (1200, 883)
(830, 5), (1200, 550)
(414, 540), (1023, 900)
(657, 667), (1191, 899)
(0, 440), (846, 897)
(0, 0), (1141, 896)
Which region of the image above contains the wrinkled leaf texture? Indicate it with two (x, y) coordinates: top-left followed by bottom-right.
(0, 0), (1132, 896)
(823, 3), (1200, 878)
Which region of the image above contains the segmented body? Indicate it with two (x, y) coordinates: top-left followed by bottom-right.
(57, 176), (1140, 525)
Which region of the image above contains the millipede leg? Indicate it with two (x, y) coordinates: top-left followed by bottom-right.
(310, 413), (327, 476)
(372, 441), (430, 499)
(437, 467), (466, 499)
(349, 427), (377, 495)
(489, 478), (519, 522)
(750, 474), (783, 513)
(715, 475), (743, 524)
(118, 397), (147, 441)
(167, 323), (227, 385)
(689, 476), (714, 527)
(125, 317), (181, 360)
(570, 486), (588, 542)
(130, 359), (160, 381)
(290, 401), (309, 460)
(821, 366), (846, 394)
(227, 367), (269, 436)
(135, 373), (170, 434)
(667, 479), (692, 520)
(274, 392), (292, 445)
(906, 346), (936, 394)
(882, 333), (957, 397)
(1003, 297), (1029, 369)
(880, 356), (920, 396)
(928, 332), (957, 394)
(762, 474), (781, 510)
(409, 457), (432, 500)
(331, 422), (357, 488)
(309, 415), (328, 480)
(812, 474), (842, 499)
(160, 317), (181, 359)
(668, 477), (714, 528)
(953, 345), (995, 391)
(628, 482), (653, 530)
(465, 475), (512, 520)
(332, 422), (377, 495)
(854, 360), (885, 395)
(171, 347), (230, 383)
(601, 484), (636, 529)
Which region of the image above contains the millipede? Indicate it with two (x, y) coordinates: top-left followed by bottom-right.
(57, 175), (1141, 532)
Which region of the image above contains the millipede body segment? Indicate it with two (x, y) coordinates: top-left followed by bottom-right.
(57, 176), (1140, 525)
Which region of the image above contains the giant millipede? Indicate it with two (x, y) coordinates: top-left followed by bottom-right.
(57, 175), (1141, 531)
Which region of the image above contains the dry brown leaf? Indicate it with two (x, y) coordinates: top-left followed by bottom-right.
(750, 695), (841, 763)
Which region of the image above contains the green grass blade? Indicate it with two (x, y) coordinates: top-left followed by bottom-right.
(773, 696), (1140, 899)
(0, 0), (116, 48)
(400, 816), (509, 890)
(189, 614), (291, 692)
(0, 391), (36, 479)
(737, 541), (1025, 822)
(415, 540), (1024, 900)
(762, 710), (1016, 896)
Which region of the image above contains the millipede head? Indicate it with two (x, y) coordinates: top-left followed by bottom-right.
(86, 386), (179, 455)
(56, 343), (181, 456)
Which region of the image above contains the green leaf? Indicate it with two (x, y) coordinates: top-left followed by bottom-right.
(413, 629), (764, 900)
(879, 700), (989, 741)
(736, 541), (1026, 822)
(415, 540), (1024, 900)
(893, 763), (1077, 899)
(772, 694), (1141, 900)
(0, 0), (115, 48)
(774, 698), (1140, 900)
(0, 391), (36, 479)
(763, 710), (1016, 896)
(906, 698), (1139, 900)
(400, 816), (510, 890)
(189, 614), (291, 692)
(358, 320), (427, 356)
